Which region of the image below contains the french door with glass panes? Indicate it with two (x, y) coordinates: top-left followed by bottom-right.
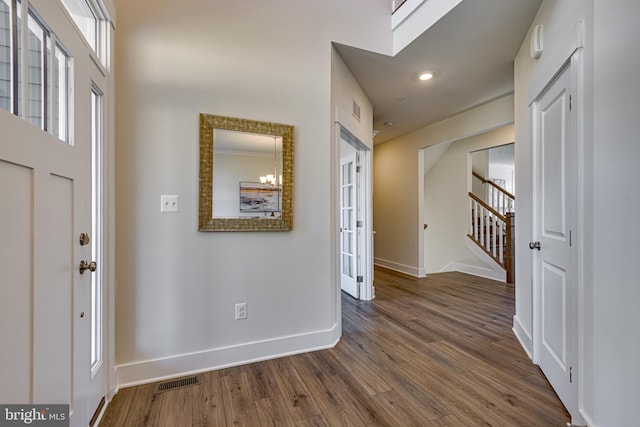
(340, 152), (359, 298)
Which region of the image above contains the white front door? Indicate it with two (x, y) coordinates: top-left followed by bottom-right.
(532, 61), (578, 417)
(0, 2), (107, 424)
(0, 116), (92, 419)
(81, 82), (107, 426)
(340, 151), (359, 298)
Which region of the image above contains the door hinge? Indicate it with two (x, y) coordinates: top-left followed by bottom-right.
(356, 165), (361, 173)
(356, 220), (363, 228)
(569, 230), (572, 247)
(569, 95), (572, 112)
(357, 275), (364, 283)
(569, 366), (573, 383)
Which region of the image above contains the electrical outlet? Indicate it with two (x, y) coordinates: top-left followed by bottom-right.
(160, 195), (179, 213)
(235, 302), (247, 320)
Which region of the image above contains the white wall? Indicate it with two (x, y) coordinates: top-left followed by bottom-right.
(515, 0), (640, 424)
(373, 94), (514, 276)
(113, 0), (389, 385)
(331, 49), (375, 150)
(513, 0), (592, 365)
(591, 0), (640, 424)
(423, 126), (514, 274)
(471, 148), (488, 199)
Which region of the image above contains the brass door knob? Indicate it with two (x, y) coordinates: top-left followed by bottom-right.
(79, 260), (97, 274)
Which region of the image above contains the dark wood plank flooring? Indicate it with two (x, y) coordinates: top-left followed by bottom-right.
(100, 267), (569, 426)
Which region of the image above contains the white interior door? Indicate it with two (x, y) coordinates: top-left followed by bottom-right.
(533, 62), (578, 417)
(340, 151), (359, 298)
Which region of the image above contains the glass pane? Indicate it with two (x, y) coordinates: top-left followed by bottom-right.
(27, 13), (44, 128)
(342, 254), (353, 277)
(60, 0), (97, 52)
(342, 162), (352, 185)
(90, 87), (103, 373)
(342, 185), (353, 207)
(15, 0), (21, 116)
(342, 208), (352, 231)
(342, 230), (353, 255)
(0, 0), (10, 112)
(53, 43), (69, 141)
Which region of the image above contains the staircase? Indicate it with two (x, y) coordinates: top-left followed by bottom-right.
(468, 172), (515, 283)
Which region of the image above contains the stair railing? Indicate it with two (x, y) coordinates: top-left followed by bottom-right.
(472, 171), (515, 215)
(468, 192), (515, 283)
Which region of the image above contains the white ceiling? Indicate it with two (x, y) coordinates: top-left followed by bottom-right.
(334, 0), (541, 144)
(215, 129), (281, 155)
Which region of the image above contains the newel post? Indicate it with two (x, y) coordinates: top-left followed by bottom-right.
(505, 213), (515, 283)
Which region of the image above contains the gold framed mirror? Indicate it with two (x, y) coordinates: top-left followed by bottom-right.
(199, 114), (294, 231)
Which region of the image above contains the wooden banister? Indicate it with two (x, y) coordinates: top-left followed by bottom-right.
(472, 171), (515, 200)
(468, 192), (506, 222)
(392, 0), (408, 13)
(468, 192), (515, 283)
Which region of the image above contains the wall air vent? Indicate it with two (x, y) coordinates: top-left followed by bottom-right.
(156, 375), (200, 393)
(352, 100), (361, 122)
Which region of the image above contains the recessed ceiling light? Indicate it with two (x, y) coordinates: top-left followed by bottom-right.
(384, 121), (394, 127)
(419, 72), (434, 81)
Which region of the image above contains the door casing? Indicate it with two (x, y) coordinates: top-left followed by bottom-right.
(531, 50), (586, 426)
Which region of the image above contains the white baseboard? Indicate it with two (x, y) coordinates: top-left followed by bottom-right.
(374, 258), (422, 277)
(464, 237), (508, 277)
(116, 324), (340, 388)
(512, 315), (533, 359)
(441, 261), (506, 282)
(578, 409), (595, 427)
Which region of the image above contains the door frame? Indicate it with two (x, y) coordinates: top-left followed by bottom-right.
(530, 49), (586, 425)
(337, 124), (374, 301)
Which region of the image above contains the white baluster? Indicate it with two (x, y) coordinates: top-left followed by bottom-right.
(499, 219), (504, 263)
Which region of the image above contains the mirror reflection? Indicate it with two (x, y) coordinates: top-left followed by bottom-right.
(199, 114), (294, 231)
(213, 129), (283, 219)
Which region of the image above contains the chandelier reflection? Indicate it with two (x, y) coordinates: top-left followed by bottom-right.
(259, 135), (282, 187)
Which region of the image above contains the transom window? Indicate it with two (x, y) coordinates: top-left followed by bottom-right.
(0, 0), (72, 143)
(59, 0), (108, 64)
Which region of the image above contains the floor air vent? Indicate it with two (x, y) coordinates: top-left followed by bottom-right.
(156, 375), (200, 393)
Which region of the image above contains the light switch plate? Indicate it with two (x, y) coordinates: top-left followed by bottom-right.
(161, 195), (179, 213)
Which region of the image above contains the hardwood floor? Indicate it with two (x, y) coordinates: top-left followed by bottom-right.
(100, 267), (569, 426)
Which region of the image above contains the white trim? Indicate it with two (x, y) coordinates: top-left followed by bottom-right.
(417, 149), (425, 276)
(440, 261), (506, 282)
(391, 0), (426, 29)
(116, 325), (340, 388)
(392, 0), (464, 54)
(336, 118), (375, 301)
(463, 236), (508, 279)
(573, 48), (589, 427)
(374, 257), (423, 277)
(530, 51), (586, 426)
(512, 315), (533, 359)
(360, 149), (375, 301)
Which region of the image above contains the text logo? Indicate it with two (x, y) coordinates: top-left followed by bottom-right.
(0, 405), (68, 427)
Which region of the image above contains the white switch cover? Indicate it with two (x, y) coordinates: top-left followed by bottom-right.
(161, 195), (179, 213)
